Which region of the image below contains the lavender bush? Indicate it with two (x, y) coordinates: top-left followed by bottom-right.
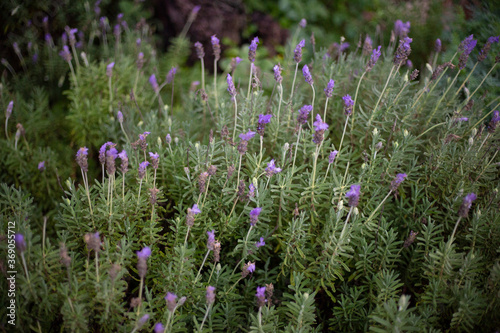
(1, 9), (499, 333)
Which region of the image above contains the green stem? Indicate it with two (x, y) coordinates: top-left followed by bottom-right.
(232, 99), (238, 143)
(453, 62), (478, 99)
(194, 250), (211, 284)
(368, 66), (396, 127)
(349, 71), (367, 143)
(310, 84), (316, 128)
(247, 63), (253, 100)
(323, 97), (329, 121)
(291, 127), (302, 175)
(214, 59), (219, 110)
(199, 304), (212, 332)
(468, 62), (497, 102)
(425, 69), (461, 126)
(336, 115), (350, 165)
(364, 190), (393, 228)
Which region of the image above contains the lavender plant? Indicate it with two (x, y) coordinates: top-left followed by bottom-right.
(1, 9), (500, 333)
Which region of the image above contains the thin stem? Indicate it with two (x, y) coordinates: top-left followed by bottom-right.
(137, 179), (143, 206)
(214, 59), (219, 110)
(120, 122), (130, 144)
(136, 277), (144, 317)
(364, 190), (393, 228)
(337, 115), (350, 164)
(468, 62), (497, 102)
(194, 250), (211, 284)
(258, 307), (263, 333)
(232, 99), (238, 143)
(95, 252), (99, 283)
(274, 83), (283, 143)
(247, 63), (253, 100)
(291, 127), (302, 174)
(449, 216), (462, 244)
(21, 252), (30, 283)
(236, 155), (243, 190)
(289, 63), (299, 102)
(368, 65), (396, 127)
(68, 61), (78, 88)
(453, 62), (478, 99)
(350, 71), (366, 144)
(425, 70), (461, 126)
(5, 118), (9, 140)
(81, 169), (95, 227)
(199, 304), (212, 333)
(184, 226), (191, 246)
(469, 101), (500, 133)
(310, 84), (316, 128)
(323, 97), (329, 121)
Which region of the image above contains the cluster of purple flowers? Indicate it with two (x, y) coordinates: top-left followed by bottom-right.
(248, 37), (259, 62)
(303, 65), (313, 85)
(257, 114), (272, 136)
(458, 193), (477, 218)
(242, 261), (256, 278)
(186, 204), (201, 227)
(265, 159), (282, 177)
(76, 147), (89, 172)
(394, 20), (411, 37)
(149, 74), (159, 94)
(324, 79), (335, 98)
(237, 130), (256, 155)
(211, 35), (221, 61)
(345, 184), (361, 207)
(294, 40), (305, 63)
(458, 35), (477, 70)
(273, 64), (283, 84)
(342, 95), (354, 116)
(138, 161), (149, 180)
(249, 207), (262, 226)
(297, 105), (312, 126)
(329, 150), (338, 164)
(390, 173), (407, 191)
(227, 74), (237, 100)
(366, 45), (382, 72)
(313, 114), (329, 144)
(393, 37), (413, 66)
(478, 36), (499, 63)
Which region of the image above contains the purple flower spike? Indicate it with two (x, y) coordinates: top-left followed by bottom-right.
(294, 39), (305, 63)
(206, 286), (216, 304)
(394, 20), (411, 37)
(394, 37), (413, 66)
(38, 161), (46, 171)
(313, 114), (328, 144)
(256, 286), (266, 307)
(265, 159), (282, 177)
(154, 323), (165, 333)
(117, 111), (123, 123)
(303, 64), (313, 85)
(298, 105), (312, 125)
(478, 35), (499, 62)
(149, 74), (159, 94)
(273, 64), (282, 84)
(239, 130), (256, 141)
(249, 37), (259, 62)
(137, 246), (151, 259)
(149, 152), (159, 169)
(76, 147), (89, 172)
(6, 101), (13, 118)
(59, 45), (72, 63)
(324, 79), (335, 98)
(227, 74), (237, 100)
(207, 230), (216, 250)
(458, 36), (477, 69)
(165, 292), (177, 312)
(488, 110), (499, 133)
(346, 184), (361, 207)
(138, 161), (150, 179)
(390, 173), (407, 191)
(255, 237), (265, 248)
(258, 114), (272, 124)
(191, 204), (201, 214)
(138, 315), (149, 329)
(329, 150), (338, 164)
(299, 18), (307, 28)
(459, 192), (477, 218)
(15, 234), (26, 252)
(194, 41), (204, 59)
(166, 67), (177, 84)
(366, 45), (382, 72)
(118, 150), (128, 173)
(342, 94), (354, 116)
(249, 207), (262, 226)
(211, 35), (221, 61)
(435, 39), (442, 53)
(166, 134), (172, 144)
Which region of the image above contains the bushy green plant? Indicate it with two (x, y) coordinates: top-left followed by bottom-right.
(1, 9), (500, 333)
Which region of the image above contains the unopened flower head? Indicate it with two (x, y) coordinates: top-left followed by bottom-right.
(459, 192), (477, 217)
(166, 134), (172, 144)
(390, 173), (407, 191)
(265, 159), (282, 177)
(299, 18), (307, 28)
(294, 39), (305, 63)
(137, 315), (149, 329)
(248, 37), (259, 62)
(324, 79), (335, 98)
(165, 292), (177, 312)
(84, 232), (101, 253)
(117, 110), (123, 123)
(6, 101), (13, 118)
(106, 62), (114, 77)
(206, 286), (216, 304)
(346, 184), (361, 207)
(194, 41), (204, 59)
(249, 207), (262, 226)
(38, 161), (46, 171)
(273, 64), (282, 84)
(149, 74), (159, 94)
(488, 110), (499, 133)
(154, 323), (165, 333)
(435, 38), (442, 53)
(329, 150), (338, 164)
(137, 52), (144, 69)
(76, 147), (89, 172)
(249, 183), (256, 198)
(302, 64), (313, 85)
(227, 74), (237, 100)
(211, 35), (221, 61)
(363, 36), (373, 55)
(298, 105), (312, 125)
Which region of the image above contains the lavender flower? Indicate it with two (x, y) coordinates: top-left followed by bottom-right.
(345, 184), (361, 207)
(435, 38), (442, 53)
(166, 134), (172, 144)
(248, 37), (259, 62)
(6, 101), (13, 118)
(207, 230), (216, 250)
(166, 67), (177, 84)
(294, 39), (305, 63)
(366, 45), (382, 72)
(297, 105), (312, 125)
(45, 33), (53, 45)
(206, 286), (216, 304)
(303, 64), (313, 85)
(211, 35), (221, 61)
(256, 286), (266, 307)
(137, 247), (151, 259)
(186, 204), (201, 227)
(273, 64), (282, 84)
(194, 41), (204, 59)
(137, 315), (149, 330)
(154, 323), (165, 333)
(59, 45), (72, 62)
(313, 114), (328, 144)
(15, 234), (26, 252)
(249, 183), (256, 198)
(38, 161), (46, 171)
(363, 36), (373, 55)
(458, 35), (474, 52)
(191, 204), (201, 214)
(149, 74), (159, 94)
(137, 52), (144, 70)
(457, 117), (469, 122)
(324, 79), (335, 98)
(106, 147), (118, 174)
(458, 35), (477, 70)
(478, 36), (499, 62)
(106, 62), (114, 77)
(404, 230), (419, 248)
(117, 111), (124, 123)
(165, 292), (177, 312)
(149, 152), (159, 169)
(257, 114), (272, 136)
(488, 110), (499, 133)
(255, 237), (265, 248)
(249, 207), (262, 226)
(242, 261), (256, 278)
(393, 37), (413, 66)
(138, 161), (149, 180)
(84, 232), (101, 253)
(76, 147), (89, 172)
(329, 150), (338, 164)
(394, 20), (411, 37)
(238, 130), (256, 154)
(198, 172), (208, 194)
(227, 74), (237, 100)
(99, 142), (112, 165)
(459, 193), (477, 218)
(265, 159), (282, 177)
(137, 247), (151, 278)
(390, 173), (407, 191)
(342, 94), (354, 116)
(299, 18), (307, 28)
(118, 150), (128, 173)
